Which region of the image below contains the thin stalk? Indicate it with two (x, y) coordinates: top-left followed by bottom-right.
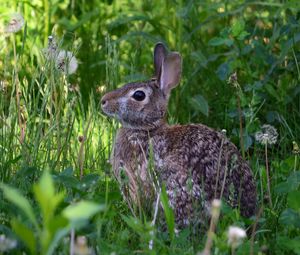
(202, 201), (221, 255)
(43, 0), (50, 45)
(265, 143), (272, 208)
(236, 94), (245, 158)
(12, 35), (23, 144)
(220, 156), (229, 198)
(231, 246), (235, 255)
(214, 137), (224, 198)
(250, 206), (264, 255)
(203, 219), (216, 255)
(294, 155), (298, 172)
(70, 228), (75, 255)
(54, 76), (62, 159)
(291, 47), (300, 81)
(149, 192), (160, 250)
(78, 115), (92, 180)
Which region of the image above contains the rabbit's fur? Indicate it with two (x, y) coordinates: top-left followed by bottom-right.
(101, 43), (257, 227)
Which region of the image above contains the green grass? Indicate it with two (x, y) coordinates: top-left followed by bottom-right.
(1, 0), (300, 254)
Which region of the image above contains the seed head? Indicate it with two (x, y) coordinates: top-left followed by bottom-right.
(48, 35), (58, 54)
(69, 84), (80, 92)
(221, 129), (227, 136)
(227, 226), (246, 249)
(78, 135), (85, 143)
(255, 124), (278, 145)
(0, 234), (17, 252)
(227, 72), (240, 89)
(56, 50), (78, 75)
(228, 72), (237, 83)
(292, 141), (300, 155)
(4, 13), (25, 34)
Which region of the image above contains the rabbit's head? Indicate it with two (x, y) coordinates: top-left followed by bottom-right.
(101, 43), (182, 130)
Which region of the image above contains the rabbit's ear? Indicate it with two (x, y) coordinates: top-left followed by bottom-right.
(153, 43), (168, 78)
(159, 52), (182, 95)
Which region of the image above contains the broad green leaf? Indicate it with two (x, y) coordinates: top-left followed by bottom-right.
(275, 182), (292, 194)
(277, 236), (300, 254)
(11, 218), (36, 254)
(54, 168), (80, 190)
(243, 134), (253, 151)
(0, 183), (37, 228)
(287, 191), (300, 211)
(275, 171), (300, 194)
(37, 170), (55, 198)
(208, 37), (233, 47)
(47, 216), (87, 255)
(81, 174), (100, 185)
(191, 95), (209, 117)
(160, 185), (175, 241)
(33, 171), (65, 226)
(287, 171), (300, 189)
(62, 201), (105, 221)
(39, 216), (68, 255)
(279, 208), (300, 228)
(231, 20), (245, 37)
(237, 31), (250, 40)
(216, 62), (230, 81)
(47, 225), (72, 255)
(54, 175), (80, 189)
(60, 167), (73, 176)
(36, 188), (65, 224)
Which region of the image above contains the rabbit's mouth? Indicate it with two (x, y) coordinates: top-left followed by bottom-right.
(101, 107), (120, 121)
(101, 107), (114, 117)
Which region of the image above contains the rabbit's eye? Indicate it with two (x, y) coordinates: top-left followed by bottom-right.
(132, 90), (146, 101)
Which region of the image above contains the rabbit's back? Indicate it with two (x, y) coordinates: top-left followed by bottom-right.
(113, 124), (256, 226)
(153, 124), (256, 224)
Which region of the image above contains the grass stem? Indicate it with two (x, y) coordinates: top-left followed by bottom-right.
(265, 143), (272, 208)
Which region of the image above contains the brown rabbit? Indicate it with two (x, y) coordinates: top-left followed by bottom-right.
(101, 43), (257, 227)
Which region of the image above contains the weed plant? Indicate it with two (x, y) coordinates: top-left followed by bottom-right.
(0, 0), (300, 254)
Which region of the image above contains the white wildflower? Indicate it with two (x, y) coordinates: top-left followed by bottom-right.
(43, 35), (78, 75)
(255, 124), (278, 145)
(4, 13), (25, 34)
(56, 50), (78, 75)
(0, 234), (17, 252)
(227, 226), (247, 249)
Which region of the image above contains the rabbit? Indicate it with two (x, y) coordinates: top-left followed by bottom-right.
(101, 42), (257, 227)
